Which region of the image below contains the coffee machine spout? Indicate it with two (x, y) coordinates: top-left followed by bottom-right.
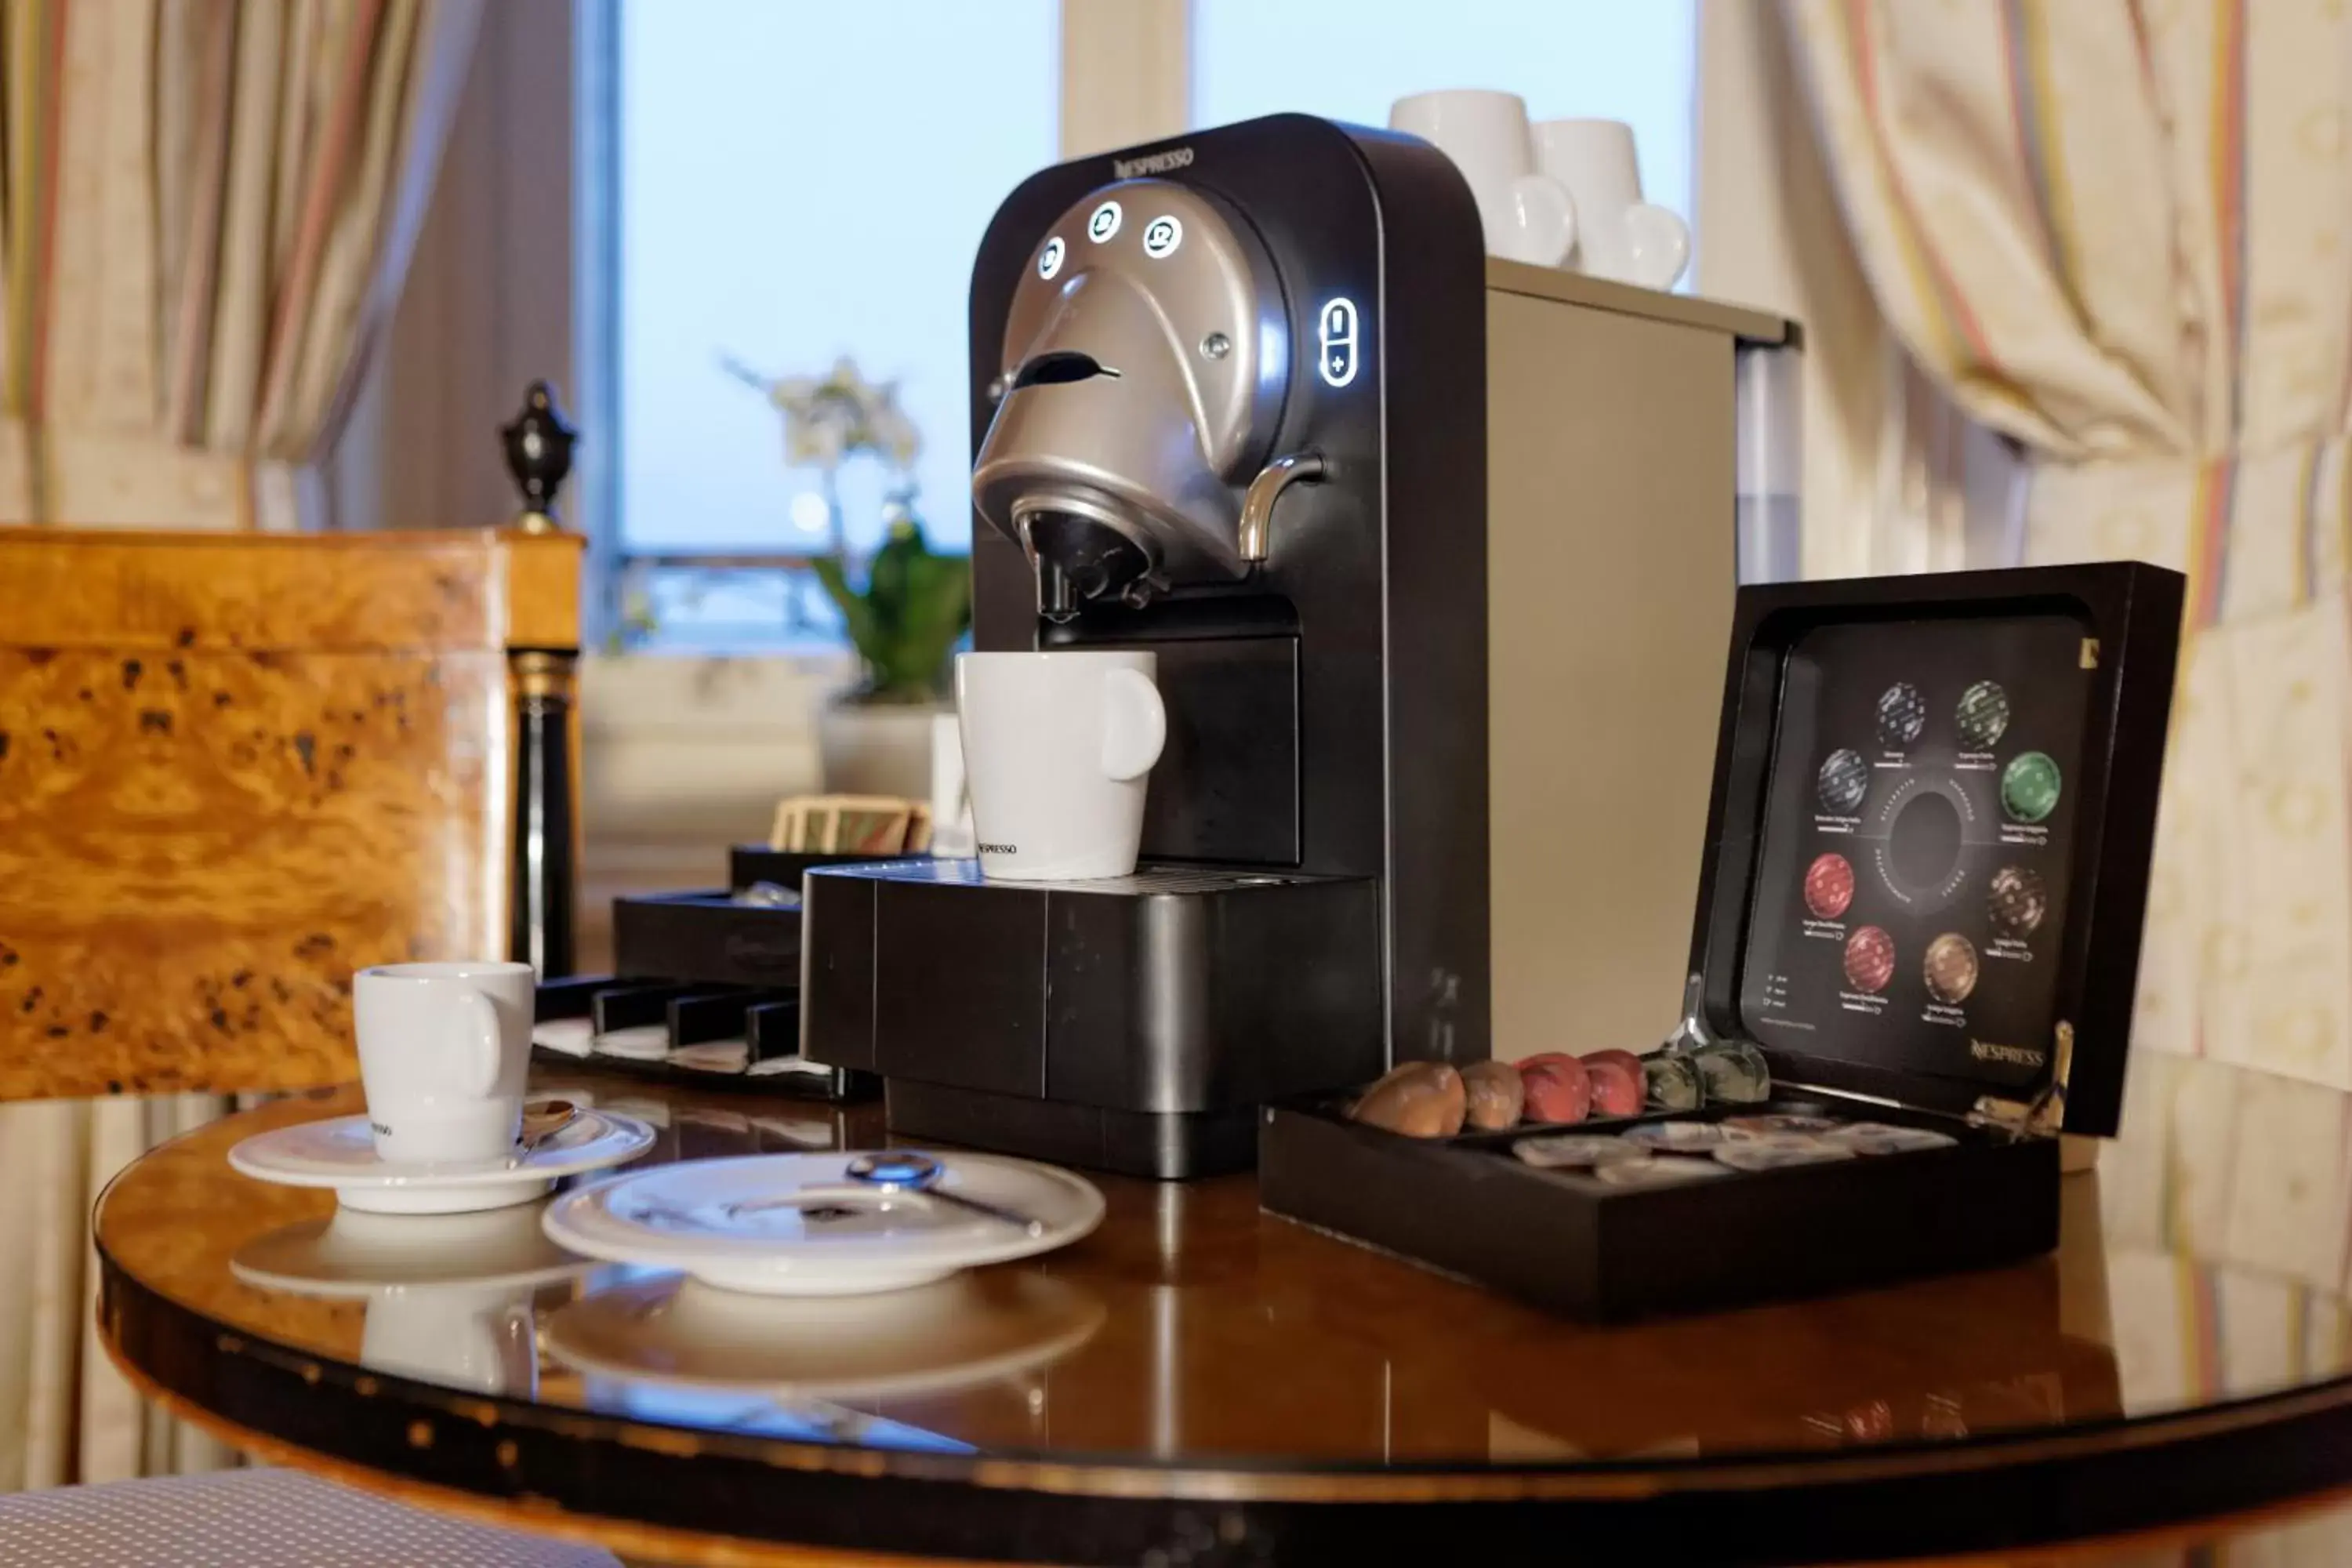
(1038, 557), (1077, 622)
(1237, 451), (1328, 564)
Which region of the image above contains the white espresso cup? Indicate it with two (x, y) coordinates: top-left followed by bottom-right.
(956, 649), (1166, 882)
(1533, 118), (1690, 289)
(1388, 89), (1577, 266)
(354, 960), (536, 1164)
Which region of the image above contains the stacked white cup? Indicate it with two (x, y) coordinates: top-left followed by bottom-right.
(1387, 92), (1690, 292)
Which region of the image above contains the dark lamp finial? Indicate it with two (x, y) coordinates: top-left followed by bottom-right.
(501, 379), (577, 524)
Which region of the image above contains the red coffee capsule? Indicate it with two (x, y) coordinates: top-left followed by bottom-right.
(1520, 1057), (1592, 1124)
(1580, 1051), (1646, 1118)
(1518, 1051), (1582, 1076)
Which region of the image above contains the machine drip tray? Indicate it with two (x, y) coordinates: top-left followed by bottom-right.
(800, 860), (1386, 1178)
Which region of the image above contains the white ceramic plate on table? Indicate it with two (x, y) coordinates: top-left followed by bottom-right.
(228, 1109), (653, 1215)
(539, 1151), (1105, 1296)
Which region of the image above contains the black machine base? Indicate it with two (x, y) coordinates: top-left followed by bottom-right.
(800, 859), (1385, 1178)
(886, 1079), (1259, 1180)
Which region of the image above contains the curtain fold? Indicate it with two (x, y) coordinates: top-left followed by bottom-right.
(0, 0), (481, 1494)
(1782, 0), (2352, 1090)
(1694, 0), (2022, 583)
(0, 0), (481, 530)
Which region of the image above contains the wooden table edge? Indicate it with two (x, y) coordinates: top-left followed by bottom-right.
(99, 1319), (2352, 1568)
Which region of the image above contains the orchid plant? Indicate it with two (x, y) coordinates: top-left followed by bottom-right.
(724, 354), (971, 704)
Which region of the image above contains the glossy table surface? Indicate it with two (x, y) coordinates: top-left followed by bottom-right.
(93, 1053), (2352, 1566)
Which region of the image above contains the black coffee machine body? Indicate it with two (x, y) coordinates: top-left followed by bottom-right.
(799, 115), (1483, 1177)
(800, 114), (1791, 1178)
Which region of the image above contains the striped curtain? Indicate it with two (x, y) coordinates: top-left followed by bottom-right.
(1784, 0), (2352, 1090)
(0, 0), (481, 529)
(0, 0), (480, 1493)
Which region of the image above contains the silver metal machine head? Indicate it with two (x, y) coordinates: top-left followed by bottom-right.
(971, 179), (1290, 619)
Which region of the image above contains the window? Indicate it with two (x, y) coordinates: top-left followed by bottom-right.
(597, 0), (1057, 648)
(589, 1), (1695, 650)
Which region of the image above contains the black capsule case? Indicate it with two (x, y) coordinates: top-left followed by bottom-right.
(533, 847), (924, 1100)
(1259, 561), (2185, 1321)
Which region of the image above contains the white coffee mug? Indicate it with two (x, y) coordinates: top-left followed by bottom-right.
(1388, 89), (1577, 267)
(956, 649), (1166, 882)
(1533, 118), (1690, 289)
(354, 960), (536, 1164)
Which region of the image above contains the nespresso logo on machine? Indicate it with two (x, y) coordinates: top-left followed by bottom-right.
(1113, 147), (1193, 178)
(1970, 1038), (2046, 1068)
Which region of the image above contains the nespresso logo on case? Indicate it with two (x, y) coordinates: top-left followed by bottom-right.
(724, 931), (793, 973)
(1113, 147), (1193, 178)
(1970, 1039), (2046, 1067)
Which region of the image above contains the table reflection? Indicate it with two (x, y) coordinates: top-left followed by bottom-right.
(230, 1204), (589, 1396)
(2100, 1052), (2352, 1414)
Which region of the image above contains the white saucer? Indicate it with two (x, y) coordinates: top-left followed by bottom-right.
(539, 1151), (1105, 1295)
(544, 1271), (1105, 1399)
(229, 1110), (654, 1215)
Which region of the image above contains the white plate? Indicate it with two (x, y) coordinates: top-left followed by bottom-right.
(229, 1110), (654, 1215)
(540, 1151), (1105, 1295)
(545, 1271), (1105, 1399)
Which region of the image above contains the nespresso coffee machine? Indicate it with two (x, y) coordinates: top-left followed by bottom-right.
(800, 114), (1797, 1178)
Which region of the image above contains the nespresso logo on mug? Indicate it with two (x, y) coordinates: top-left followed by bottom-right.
(1113, 147), (1193, 178)
(978, 843), (1018, 856)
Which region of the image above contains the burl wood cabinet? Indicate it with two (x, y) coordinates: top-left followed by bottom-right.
(0, 527), (583, 1099)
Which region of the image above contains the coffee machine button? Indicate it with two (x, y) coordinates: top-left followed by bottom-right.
(1317, 296), (1360, 388)
(1142, 216), (1183, 258)
(1087, 201), (1123, 243)
(1037, 236), (1065, 279)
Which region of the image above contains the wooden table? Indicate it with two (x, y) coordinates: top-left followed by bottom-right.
(93, 1055), (2352, 1566)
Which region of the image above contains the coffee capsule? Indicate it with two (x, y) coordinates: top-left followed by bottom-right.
(1622, 1120), (1729, 1151)
(1688, 1039), (1772, 1105)
(1519, 1054), (1593, 1124)
(1513, 1134), (1649, 1169)
(1729, 1132), (1837, 1154)
(1595, 1155), (1732, 1187)
(1715, 1141), (1857, 1171)
(1641, 1052), (1704, 1112)
(1580, 1051), (1646, 1117)
(1723, 1113), (1844, 1138)
(1460, 1059), (1526, 1131)
(1824, 1122), (1960, 1156)
(1348, 1062), (1465, 1138)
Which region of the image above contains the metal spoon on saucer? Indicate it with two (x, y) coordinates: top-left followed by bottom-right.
(509, 1098), (580, 1167)
(843, 1152), (1044, 1236)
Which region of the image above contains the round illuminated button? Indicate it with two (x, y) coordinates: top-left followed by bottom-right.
(1086, 201), (1122, 242)
(1142, 215), (1183, 258)
(1037, 236), (1065, 280)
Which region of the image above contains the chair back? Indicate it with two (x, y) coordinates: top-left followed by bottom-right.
(0, 526), (582, 1100)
